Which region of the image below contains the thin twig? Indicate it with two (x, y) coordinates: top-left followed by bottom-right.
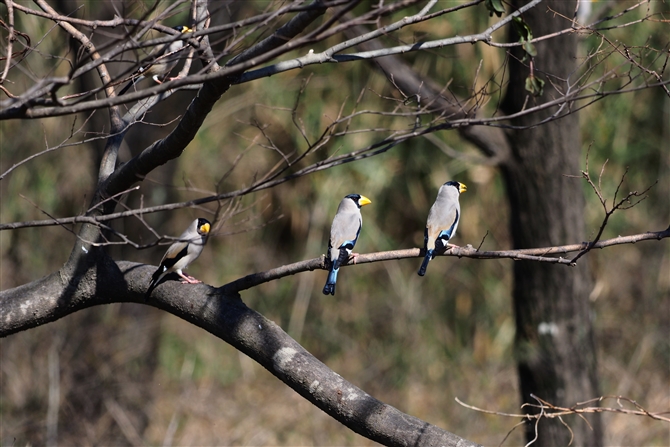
(1, 0), (16, 84)
(570, 150), (658, 264)
(455, 394), (670, 423)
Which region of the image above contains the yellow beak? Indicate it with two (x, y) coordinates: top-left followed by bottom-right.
(358, 196), (372, 206)
(459, 183), (467, 194)
(200, 222), (211, 234)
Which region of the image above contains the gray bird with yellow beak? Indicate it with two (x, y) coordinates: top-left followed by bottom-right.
(418, 181), (466, 276)
(323, 194), (372, 296)
(146, 217), (211, 298)
(119, 25), (192, 95)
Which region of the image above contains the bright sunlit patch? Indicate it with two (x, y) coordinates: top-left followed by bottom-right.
(538, 322), (559, 336)
(273, 347), (297, 372)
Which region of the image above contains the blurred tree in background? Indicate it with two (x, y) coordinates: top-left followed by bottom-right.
(1, 1), (668, 446)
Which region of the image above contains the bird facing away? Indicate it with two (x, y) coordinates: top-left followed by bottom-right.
(418, 181), (467, 276)
(119, 26), (192, 95)
(145, 217), (211, 298)
(323, 194), (372, 296)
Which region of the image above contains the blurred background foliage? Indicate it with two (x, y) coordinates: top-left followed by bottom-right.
(1, 1), (668, 445)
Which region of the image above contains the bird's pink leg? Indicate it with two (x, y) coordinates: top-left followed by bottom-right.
(349, 252), (360, 264)
(153, 75), (184, 87)
(152, 75), (182, 85)
(178, 272), (201, 284)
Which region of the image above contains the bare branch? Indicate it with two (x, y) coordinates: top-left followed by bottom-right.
(2, 0), (665, 125)
(235, 0), (544, 84)
(221, 229), (670, 293)
(1, 95), (666, 231)
(570, 152), (658, 263)
(33, 0), (119, 106)
(0, 1), (16, 84)
(100, 1), (332, 203)
(10, 2), (182, 31)
(0, 112), (98, 180)
(455, 394), (670, 423)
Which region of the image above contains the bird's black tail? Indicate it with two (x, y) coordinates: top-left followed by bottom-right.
(417, 249), (434, 276)
(145, 268), (164, 300)
(144, 283), (156, 300)
(118, 76), (141, 96)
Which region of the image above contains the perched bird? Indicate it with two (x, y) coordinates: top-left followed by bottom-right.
(418, 181), (467, 276)
(323, 194), (372, 296)
(145, 217), (211, 298)
(119, 26), (192, 95)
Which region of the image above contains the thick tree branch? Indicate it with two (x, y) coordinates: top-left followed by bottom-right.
(0, 261), (480, 447)
(1, 229), (666, 442)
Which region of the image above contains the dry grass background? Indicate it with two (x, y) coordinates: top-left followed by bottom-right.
(1, 2), (669, 445)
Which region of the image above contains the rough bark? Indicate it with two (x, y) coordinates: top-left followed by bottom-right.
(500, 0), (603, 444)
(0, 258), (480, 447)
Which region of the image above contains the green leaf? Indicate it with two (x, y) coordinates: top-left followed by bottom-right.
(513, 16), (537, 60)
(512, 17), (533, 42)
(485, 0), (505, 17)
(525, 75), (545, 96)
(523, 41), (537, 57)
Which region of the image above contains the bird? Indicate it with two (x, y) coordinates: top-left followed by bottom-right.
(418, 181), (467, 276)
(145, 217), (211, 298)
(119, 25), (192, 95)
(323, 194), (372, 296)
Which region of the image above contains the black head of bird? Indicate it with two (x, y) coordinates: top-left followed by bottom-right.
(344, 194), (373, 209)
(444, 180), (467, 194)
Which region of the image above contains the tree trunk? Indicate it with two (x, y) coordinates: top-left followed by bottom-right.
(501, 0), (603, 445)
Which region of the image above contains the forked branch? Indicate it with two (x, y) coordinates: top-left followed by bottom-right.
(569, 150), (657, 264)
(456, 394), (670, 447)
